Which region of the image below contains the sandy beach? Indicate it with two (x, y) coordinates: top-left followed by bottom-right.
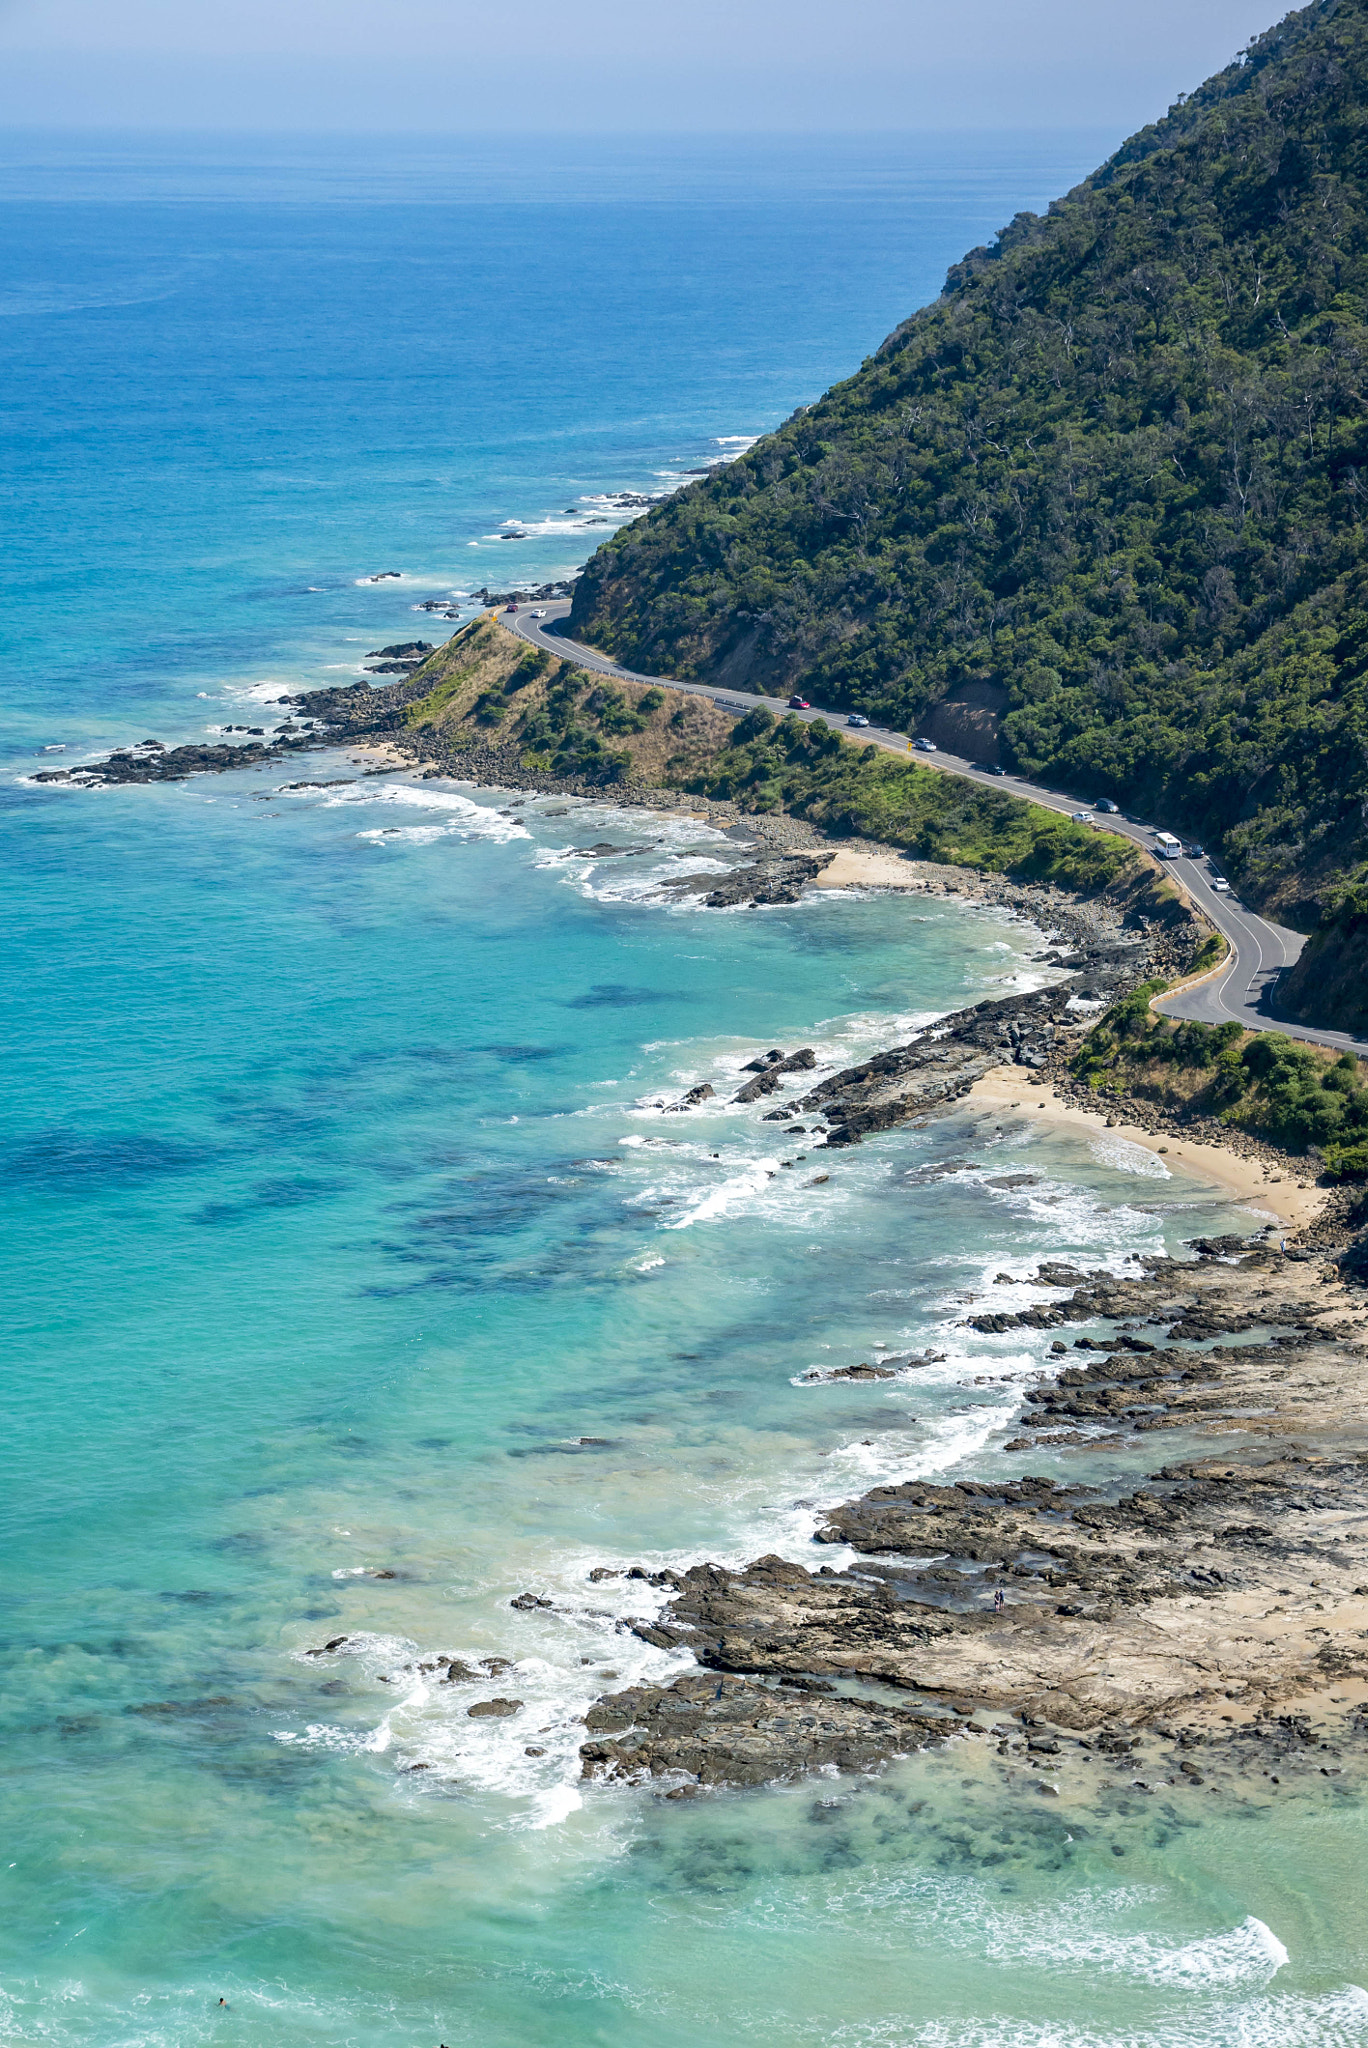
(812, 846), (940, 891)
(805, 844), (1328, 1230)
(347, 740), (414, 769)
(335, 766), (1325, 1238)
(969, 1062), (1326, 1230)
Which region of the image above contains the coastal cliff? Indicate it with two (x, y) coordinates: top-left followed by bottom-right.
(567, 0), (1368, 1020)
(1278, 889), (1368, 1037)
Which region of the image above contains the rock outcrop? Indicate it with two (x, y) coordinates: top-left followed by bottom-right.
(33, 739), (285, 786)
(579, 1247), (1368, 1785)
(580, 1670), (953, 1786)
(673, 852), (836, 908)
(732, 1048), (816, 1102)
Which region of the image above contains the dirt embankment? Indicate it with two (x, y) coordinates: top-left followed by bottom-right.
(1278, 906), (1368, 1038)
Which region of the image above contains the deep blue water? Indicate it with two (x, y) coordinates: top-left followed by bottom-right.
(3, 131), (1366, 2047)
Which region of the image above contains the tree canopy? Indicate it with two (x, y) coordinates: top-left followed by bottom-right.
(571, 0), (1368, 930)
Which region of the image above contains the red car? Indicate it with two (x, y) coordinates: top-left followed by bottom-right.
(788, 693), (811, 709)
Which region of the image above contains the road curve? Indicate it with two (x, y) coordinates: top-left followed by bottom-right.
(501, 601), (1366, 1057)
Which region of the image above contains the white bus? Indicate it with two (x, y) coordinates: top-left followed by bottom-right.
(1154, 832), (1182, 858)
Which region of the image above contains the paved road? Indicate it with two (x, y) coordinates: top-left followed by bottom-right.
(503, 601), (1366, 1056)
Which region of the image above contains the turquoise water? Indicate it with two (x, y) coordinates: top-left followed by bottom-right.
(4, 133), (1367, 2046)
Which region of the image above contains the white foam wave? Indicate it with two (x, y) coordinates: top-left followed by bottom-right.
(318, 782), (531, 840)
(837, 1984), (1368, 2048)
(14, 770), (102, 791)
(281, 1580), (693, 1821)
(983, 1911), (1287, 1988)
(657, 1154), (782, 1229)
(225, 680), (292, 705)
(528, 808), (739, 909)
(498, 514), (636, 540)
(806, 1006), (946, 1066)
(829, 1385), (1021, 1487)
(1090, 1136), (1173, 1179)
(569, 857), (734, 908)
(615, 1003), (949, 1128)
(356, 824), (452, 845)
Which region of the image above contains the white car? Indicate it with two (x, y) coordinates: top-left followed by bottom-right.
(847, 713), (870, 728)
(1211, 876), (1231, 892)
(1071, 809), (1091, 822)
(913, 737), (937, 752)
(530, 608), (546, 618)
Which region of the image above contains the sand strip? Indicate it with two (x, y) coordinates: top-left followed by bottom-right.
(813, 847), (947, 891)
(969, 1062), (1325, 1230)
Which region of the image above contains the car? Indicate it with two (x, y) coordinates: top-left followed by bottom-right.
(788, 694), (811, 710)
(1095, 798), (1119, 814)
(913, 737), (937, 752)
(1071, 809), (1092, 823)
(1185, 843), (1205, 859)
(530, 608), (546, 618)
(973, 762), (1006, 776)
(505, 602), (519, 613)
(1211, 876), (1231, 892)
(847, 713), (870, 728)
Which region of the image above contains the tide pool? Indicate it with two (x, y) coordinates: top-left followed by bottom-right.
(3, 131), (1366, 2048)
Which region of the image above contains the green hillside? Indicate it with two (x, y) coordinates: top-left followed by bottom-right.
(570, 0), (1368, 957)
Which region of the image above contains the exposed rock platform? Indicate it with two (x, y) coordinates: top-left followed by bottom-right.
(580, 1247), (1368, 1788)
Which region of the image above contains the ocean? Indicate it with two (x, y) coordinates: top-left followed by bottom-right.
(3, 130), (1366, 2046)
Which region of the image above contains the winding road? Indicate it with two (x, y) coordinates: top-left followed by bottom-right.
(503, 601), (1366, 1057)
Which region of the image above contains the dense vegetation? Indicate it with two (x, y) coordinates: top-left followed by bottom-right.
(398, 617), (731, 784)
(571, 0), (1368, 937)
(396, 619), (1161, 892)
(1074, 983), (1368, 1174)
(402, 624), (674, 780)
(514, 669), (666, 778)
(685, 709), (1142, 890)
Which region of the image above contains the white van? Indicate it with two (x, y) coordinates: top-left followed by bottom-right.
(1154, 832), (1182, 858)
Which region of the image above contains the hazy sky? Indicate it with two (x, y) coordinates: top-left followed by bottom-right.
(0, 0), (1295, 132)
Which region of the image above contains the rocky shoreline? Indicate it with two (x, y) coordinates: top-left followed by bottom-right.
(32, 652), (1368, 1811)
(577, 1240), (1368, 1794)
(575, 940), (1368, 1796)
(34, 648), (1363, 1243)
